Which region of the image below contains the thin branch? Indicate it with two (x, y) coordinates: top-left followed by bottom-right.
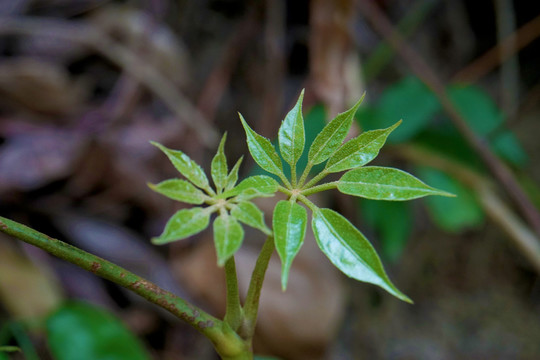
(0, 16), (218, 147)
(241, 235), (275, 341)
(392, 144), (540, 274)
(453, 12), (540, 83)
(356, 0), (540, 238)
(0, 216), (222, 337)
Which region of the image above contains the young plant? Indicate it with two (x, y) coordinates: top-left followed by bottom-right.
(0, 90), (452, 359)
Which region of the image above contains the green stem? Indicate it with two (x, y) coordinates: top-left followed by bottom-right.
(291, 162), (297, 188)
(302, 169), (329, 190)
(300, 181), (339, 196)
(241, 235), (275, 341)
(224, 257), (243, 330)
(296, 194), (320, 213)
(297, 160), (314, 187)
(0, 216), (248, 355)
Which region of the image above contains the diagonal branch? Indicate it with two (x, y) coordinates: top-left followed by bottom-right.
(0, 216), (221, 337)
(356, 0), (540, 238)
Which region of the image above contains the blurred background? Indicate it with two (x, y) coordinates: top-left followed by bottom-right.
(1, 0), (540, 359)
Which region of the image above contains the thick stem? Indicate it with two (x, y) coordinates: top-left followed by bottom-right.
(0, 216), (241, 348)
(241, 235), (275, 341)
(224, 257), (243, 330)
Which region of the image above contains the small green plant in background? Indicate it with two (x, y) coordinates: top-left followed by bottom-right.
(0, 89), (453, 359)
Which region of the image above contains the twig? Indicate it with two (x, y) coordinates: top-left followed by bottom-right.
(393, 144), (540, 274)
(0, 216), (220, 335)
(356, 0), (540, 238)
(0, 16), (219, 147)
(453, 12), (540, 82)
(494, 0), (519, 116)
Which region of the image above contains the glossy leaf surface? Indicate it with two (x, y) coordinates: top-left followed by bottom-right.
(152, 207), (211, 244)
(326, 121), (401, 173)
(213, 213), (244, 266)
(339, 166), (453, 200)
(273, 200), (307, 290)
(278, 90), (305, 166)
(211, 133), (228, 192)
(231, 201), (271, 235)
(148, 179), (206, 204)
(151, 142), (209, 190)
(308, 95), (364, 165)
(224, 175), (278, 200)
(46, 302), (150, 360)
(225, 156), (243, 191)
(239, 113), (284, 177)
(312, 208), (411, 303)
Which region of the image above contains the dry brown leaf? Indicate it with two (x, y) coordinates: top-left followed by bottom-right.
(0, 237), (64, 319)
(0, 58), (88, 117)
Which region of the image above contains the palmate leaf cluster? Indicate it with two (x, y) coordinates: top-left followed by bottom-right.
(150, 90), (452, 303)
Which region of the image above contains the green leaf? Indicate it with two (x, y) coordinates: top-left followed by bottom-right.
(308, 95), (365, 165)
(278, 89), (305, 166)
(151, 142), (209, 190)
(239, 113), (284, 177)
(357, 77), (439, 143)
(448, 84), (527, 166)
(417, 167), (484, 232)
(152, 207), (211, 244)
(211, 133), (228, 192)
(361, 200), (412, 262)
(339, 166), (453, 200)
(148, 179), (206, 204)
(311, 208), (411, 303)
(273, 200), (307, 290)
(326, 120), (401, 173)
(225, 156), (243, 191)
(46, 302), (150, 360)
(231, 201), (271, 235)
(223, 175), (278, 200)
(213, 213), (244, 266)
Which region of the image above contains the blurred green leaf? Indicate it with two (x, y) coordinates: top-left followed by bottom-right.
(151, 142), (209, 190)
(339, 166), (453, 200)
(312, 208), (412, 303)
(358, 77), (439, 143)
(152, 207), (211, 244)
(278, 90), (305, 167)
(361, 199), (412, 262)
(447, 84), (527, 166)
(273, 200), (307, 290)
(326, 120), (401, 173)
(417, 167), (484, 232)
(239, 113), (284, 177)
(231, 201), (271, 235)
(308, 96), (364, 165)
(211, 133), (229, 192)
(148, 179), (206, 204)
(46, 302), (150, 360)
(213, 213), (244, 266)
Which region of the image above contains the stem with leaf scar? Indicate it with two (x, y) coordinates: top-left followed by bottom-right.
(0, 216), (251, 359)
